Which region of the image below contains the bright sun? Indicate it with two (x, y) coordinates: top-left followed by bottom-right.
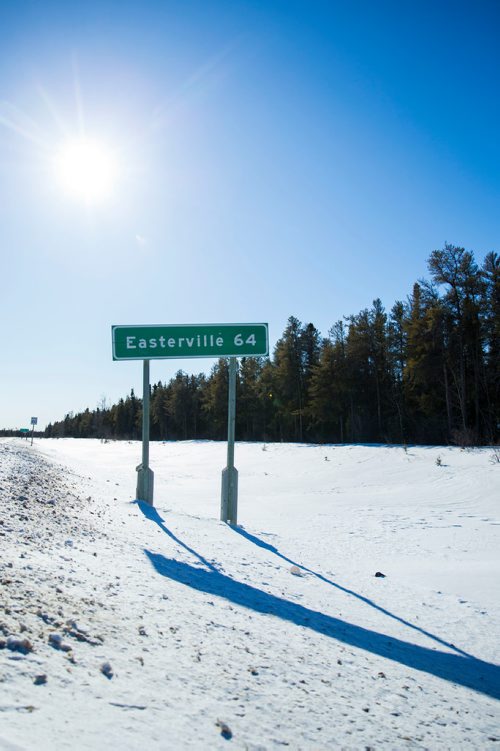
(54, 137), (118, 202)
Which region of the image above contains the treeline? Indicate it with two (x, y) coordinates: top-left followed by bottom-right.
(46, 245), (499, 446)
(0, 430), (44, 438)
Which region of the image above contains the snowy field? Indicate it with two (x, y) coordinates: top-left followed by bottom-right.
(0, 437), (499, 750)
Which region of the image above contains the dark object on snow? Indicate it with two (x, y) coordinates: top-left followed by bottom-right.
(48, 633), (72, 652)
(101, 661), (114, 679)
(374, 571), (386, 578)
(216, 720), (233, 740)
(34, 674), (47, 685)
(6, 636), (34, 654)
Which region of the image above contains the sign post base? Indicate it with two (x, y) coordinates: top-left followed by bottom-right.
(221, 466), (238, 525)
(136, 464), (154, 505)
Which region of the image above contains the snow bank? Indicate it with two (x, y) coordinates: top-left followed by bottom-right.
(1, 438), (499, 749)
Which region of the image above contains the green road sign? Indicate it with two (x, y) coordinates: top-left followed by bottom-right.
(20, 428), (29, 433)
(112, 323), (268, 361)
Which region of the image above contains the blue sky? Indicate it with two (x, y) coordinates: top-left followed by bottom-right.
(1, 0), (498, 429)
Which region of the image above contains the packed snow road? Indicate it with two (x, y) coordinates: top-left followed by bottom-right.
(1, 438), (499, 749)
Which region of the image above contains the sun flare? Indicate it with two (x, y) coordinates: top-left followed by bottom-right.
(54, 137), (118, 202)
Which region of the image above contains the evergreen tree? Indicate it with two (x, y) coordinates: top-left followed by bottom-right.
(238, 357), (265, 440)
(344, 301), (391, 441)
(308, 321), (348, 442)
(482, 252), (500, 440)
(202, 359), (230, 439)
(388, 300), (408, 442)
(273, 316), (306, 441)
(428, 244), (485, 442)
(403, 282), (451, 442)
(150, 382), (169, 440)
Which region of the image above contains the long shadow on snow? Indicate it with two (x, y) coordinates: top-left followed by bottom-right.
(136, 503), (500, 701)
(135, 500), (219, 572)
(232, 526), (471, 658)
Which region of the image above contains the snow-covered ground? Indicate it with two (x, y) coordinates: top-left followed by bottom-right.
(1, 437), (499, 750)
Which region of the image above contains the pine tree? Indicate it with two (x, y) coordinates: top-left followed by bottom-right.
(428, 244), (485, 443)
(202, 359), (230, 439)
(388, 300), (408, 442)
(150, 382), (169, 440)
(482, 252), (500, 440)
(403, 282), (450, 442)
(308, 321), (348, 442)
(238, 357), (265, 440)
(273, 316), (306, 441)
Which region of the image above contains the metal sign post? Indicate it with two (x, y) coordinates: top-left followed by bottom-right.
(136, 360), (154, 505)
(30, 417), (38, 446)
(221, 357), (238, 525)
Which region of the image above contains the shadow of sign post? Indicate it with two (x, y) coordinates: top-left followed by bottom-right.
(135, 501), (500, 702)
